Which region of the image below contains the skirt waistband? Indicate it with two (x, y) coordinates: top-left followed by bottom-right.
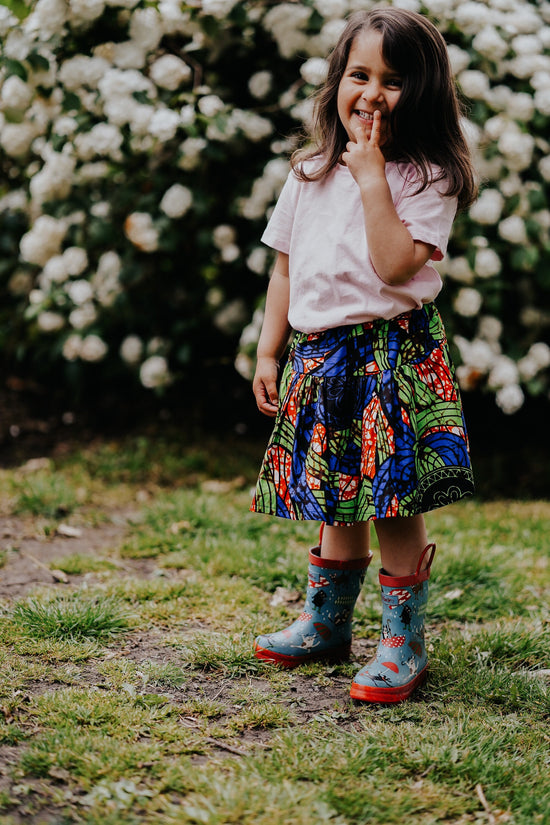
(289, 304), (446, 378)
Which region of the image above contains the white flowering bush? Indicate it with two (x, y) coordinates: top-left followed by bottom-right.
(0, 0), (549, 414)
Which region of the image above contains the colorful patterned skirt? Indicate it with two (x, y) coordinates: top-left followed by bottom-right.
(251, 303), (474, 525)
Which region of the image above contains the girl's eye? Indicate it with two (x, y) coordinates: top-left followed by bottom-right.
(387, 78), (402, 88)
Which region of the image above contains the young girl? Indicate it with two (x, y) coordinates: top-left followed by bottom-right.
(250, 7), (477, 703)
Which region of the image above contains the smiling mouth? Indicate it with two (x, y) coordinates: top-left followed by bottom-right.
(354, 110), (376, 121)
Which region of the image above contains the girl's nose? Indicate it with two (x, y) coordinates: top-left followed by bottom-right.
(361, 82), (383, 103)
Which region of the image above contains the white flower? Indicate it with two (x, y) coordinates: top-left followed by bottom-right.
(474, 248), (501, 278)
(446, 256), (475, 284)
(316, 18), (347, 51)
(221, 244), (240, 263)
(497, 130), (534, 171)
(129, 7), (163, 51)
(213, 225), (236, 249)
(98, 67), (155, 100)
(313, 0), (348, 18)
(201, 0), (238, 18)
(473, 27), (508, 61)
(0, 122), (37, 158)
(80, 334), (108, 362)
(527, 342), (550, 368)
(59, 56), (109, 91)
(0, 7), (17, 36)
(25, 0), (68, 40)
(150, 55), (191, 90)
(69, 303), (97, 330)
(113, 41), (146, 71)
(1, 75), (33, 111)
(228, 109), (273, 142)
(512, 34), (542, 55)
(180, 104), (196, 127)
(539, 155), (550, 182)
(248, 71), (272, 99)
(495, 384), (524, 414)
(478, 316), (502, 342)
(91, 251), (122, 307)
(160, 184), (193, 218)
(75, 123), (123, 160)
(198, 94), (225, 117)
(120, 335), (143, 365)
(140, 355), (171, 388)
(447, 44), (470, 75)
(62, 334), (82, 361)
(0, 189), (27, 213)
(488, 356), (519, 389)
(469, 189), (505, 225)
(239, 308), (264, 349)
(454, 336), (496, 372)
(124, 212), (159, 252)
(90, 201), (110, 218)
(300, 57), (329, 86)
(65, 279), (94, 305)
(453, 287), (483, 318)
(234, 352), (254, 381)
(30, 150), (76, 206)
(498, 215), (527, 244)
(149, 107), (180, 141)
(37, 311), (65, 332)
(246, 247), (268, 274)
(507, 92), (535, 121)
(20, 216), (67, 266)
(69, 0), (105, 24)
(178, 136), (207, 170)
(213, 298), (247, 334)
(534, 88), (550, 116)
(39, 255), (68, 288)
(458, 70), (491, 100)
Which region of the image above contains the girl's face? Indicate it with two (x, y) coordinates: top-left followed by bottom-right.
(336, 28), (402, 148)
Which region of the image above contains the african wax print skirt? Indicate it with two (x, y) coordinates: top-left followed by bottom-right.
(251, 303), (474, 525)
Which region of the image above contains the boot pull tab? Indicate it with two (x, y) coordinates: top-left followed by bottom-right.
(416, 543), (436, 577)
(319, 522), (325, 547)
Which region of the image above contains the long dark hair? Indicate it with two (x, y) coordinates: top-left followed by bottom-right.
(291, 7), (478, 210)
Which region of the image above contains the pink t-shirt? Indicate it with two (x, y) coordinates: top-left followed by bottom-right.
(261, 159), (457, 333)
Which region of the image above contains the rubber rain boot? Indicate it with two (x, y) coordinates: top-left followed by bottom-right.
(350, 543), (436, 703)
(255, 527), (372, 668)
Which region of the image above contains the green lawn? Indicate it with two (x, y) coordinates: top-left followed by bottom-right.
(0, 432), (548, 824)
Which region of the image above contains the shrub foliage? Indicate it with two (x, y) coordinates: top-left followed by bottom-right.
(0, 0), (549, 413)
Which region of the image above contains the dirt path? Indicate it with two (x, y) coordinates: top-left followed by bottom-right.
(0, 510), (142, 599)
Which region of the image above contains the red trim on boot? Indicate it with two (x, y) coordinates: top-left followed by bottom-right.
(309, 546), (373, 571)
(379, 543), (436, 587)
(350, 665), (428, 703)
(254, 641), (352, 668)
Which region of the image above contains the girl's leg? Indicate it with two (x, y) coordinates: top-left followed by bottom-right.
(374, 514), (428, 576)
(320, 522), (371, 561)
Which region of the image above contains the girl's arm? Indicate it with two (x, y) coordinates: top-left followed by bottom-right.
(343, 113), (435, 286)
(253, 252), (291, 417)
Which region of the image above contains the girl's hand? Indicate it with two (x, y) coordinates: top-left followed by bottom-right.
(253, 356), (280, 417)
(342, 110), (387, 186)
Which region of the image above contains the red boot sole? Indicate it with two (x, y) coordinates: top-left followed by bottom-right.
(254, 642), (351, 668)
(350, 666), (428, 703)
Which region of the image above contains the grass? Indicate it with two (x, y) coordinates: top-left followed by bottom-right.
(0, 429), (547, 824)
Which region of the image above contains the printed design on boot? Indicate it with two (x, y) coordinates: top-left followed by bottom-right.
(350, 544), (436, 702)
(254, 548), (371, 666)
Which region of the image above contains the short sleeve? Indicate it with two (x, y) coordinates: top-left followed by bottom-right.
(261, 169), (300, 254)
(396, 171), (458, 262)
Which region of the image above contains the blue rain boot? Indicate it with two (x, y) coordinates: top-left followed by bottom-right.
(350, 544), (436, 703)
(255, 531), (372, 668)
